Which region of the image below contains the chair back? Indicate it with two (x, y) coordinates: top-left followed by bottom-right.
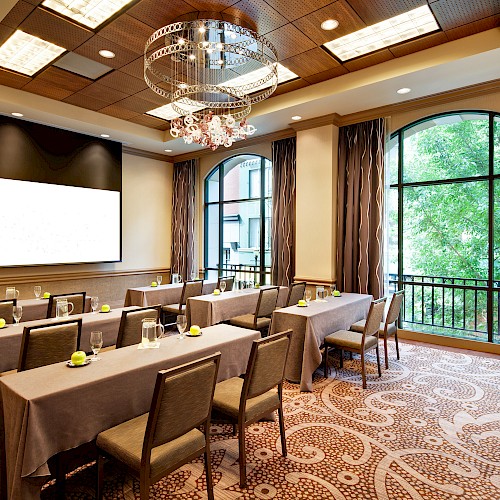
(217, 276), (235, 292)
(363, 298), (387, 340)
(18, 319), (82, 371)
(179, 280), (204, 306)
(0, 298), (16, 324)
(47, 292), (86, 318)
(143, 353), (221, 453)
(286, 282), (306, 307)
(116, 306), (161, 348)
(243, 330), (292, 400)
(255, 287), (279, 319)
(385, 290), (404, 326)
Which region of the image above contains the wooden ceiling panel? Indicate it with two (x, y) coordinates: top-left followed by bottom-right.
(98, 70), (148, 94)
(303, 65), (349, 84)
(272, 77), (309, 96)
(292, 1), (366, 46)
(445, 15), (500, 41)
(265, 23), (316, 60)
(77, 82), (130, 104)
(345, 0), (425, 25)
(223, 0), (289, 35)
(118, 56), (144, 79)
(264, 0), (333, 23)
(19, 8), (92, 50)
(112, 95), (158, 114)
(0, 24), (14, 45)
(281, 48), (341, 78)
(134, 88), (169, 105)
(1, 1), (35, 29)
(62, 93), (109, 110)
(389, 31), (449, 57)
(22, 78), (74, 100)
(99, 104), (141, 120)
(98, 14), (154, 55)
(183, 0), (240, 10)
(0, 67), (31, 88)
(29, 66), (92, 92)
(128, 114), (169, 129)
(127, 0), (196, 29)
(74, 36), (138, 70)
(343, 49), (394, 71)
(430, 0), (500, 30)
(22, 0), (42, 5)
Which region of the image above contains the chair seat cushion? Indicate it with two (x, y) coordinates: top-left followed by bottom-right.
(97, 413), (205, 479)
(350, 320), (397, 337)
(324, 330), (378, 350)
(162, 304), (186, 314)
(212, 377), (279, 422)
(229, 314), (271, 330)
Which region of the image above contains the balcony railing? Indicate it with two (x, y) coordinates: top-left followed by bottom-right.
(206, 264), (272, 285)
(389, 273), (500, 343)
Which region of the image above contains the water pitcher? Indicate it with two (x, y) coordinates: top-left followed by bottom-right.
(6, 287), (19, 300)
(55, 298), (74, 318)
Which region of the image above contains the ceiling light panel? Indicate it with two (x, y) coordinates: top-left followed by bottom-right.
(42, 0), (135, 29)
(323, 5), (439, 62)
(0, 30), (66, 76)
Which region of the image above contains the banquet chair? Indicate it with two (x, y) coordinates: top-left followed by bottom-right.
(323, 297), (386, 389)
(161, 280), (203, 324)
(217, 275), (235, 291)
(286, 282), (307, 307)
(211, 330), (292, 488)
(116, 305), (162, 348)
(0, 298), (16, 323)
(229, 286), (279, 336)
(96, 353), (221, 500)
(47, 292), (86, 318)
(19, 318), (82, 372)
(350, 290), (404, 368)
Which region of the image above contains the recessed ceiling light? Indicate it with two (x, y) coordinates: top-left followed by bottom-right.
(99, 50), (115, 59)
(291, 116), (302, 121)
(0, 30), (66, 76)
(101, 134), (110, 138)
(11, 112), (23, 117)
(42, 0), (135, 29)
(321, 19), (339, 31)
(164, 149), (172, 152)
(323, 5), (439, 61)
(397, 87), (412, 94)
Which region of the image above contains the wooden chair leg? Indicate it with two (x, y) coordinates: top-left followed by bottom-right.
(360, 351), (366, 389)
(55, 455), (66, 500)
(238, 423), (247, 488)
(349, 352), (353, 360)
(339, 350), (344, 369)
(204, 444), (215, 500)
(376, 343), (382, 377)
(383, 335), (389, 369)
(394, 331), (400, 360)
(140, 478), (150, 500)
(278, 403), (287, 457)
(323, 345), (329, 377)
(96, 455), (104, 500)
(232, 423), (237, 436)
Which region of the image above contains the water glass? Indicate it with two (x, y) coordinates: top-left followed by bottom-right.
(176, 314), (187, 339)
(13, 305), (22, 324)
(6, 287), (19, 300)
(157, 275), (162, 286)
(90, 331), (103, 361)
(220, 280), (227, 293)
(304, 290), (312, 305)
(91, 296), (99, 313)
(34, 286), (42, 299)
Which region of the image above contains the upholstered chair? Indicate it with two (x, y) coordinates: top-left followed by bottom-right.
(116, 305), (162, 348)
(0, 298), (16, 324)
(47, 292), (86, 318)
(217, 275), (235, 291)
(162, 280), (204, 324)
(286, 282), (307, 307)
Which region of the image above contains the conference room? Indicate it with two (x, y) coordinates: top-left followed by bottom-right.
(0, 0), (499, 498)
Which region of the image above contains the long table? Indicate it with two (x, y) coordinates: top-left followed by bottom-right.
(0, 324), (260, 500)
(188, 286), (289, 328)
(270, 293), (372, 391)
(0, 307), (139, 373)
(16, 297), (92, 323)
(124, 280), (217, 307)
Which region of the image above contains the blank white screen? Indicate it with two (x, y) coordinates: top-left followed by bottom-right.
(0, 179), (121, 266)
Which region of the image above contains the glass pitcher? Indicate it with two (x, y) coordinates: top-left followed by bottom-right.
(141, 318), (164, 348)
(316, 286), (328, 301)
(55, 298), (74, 318)
(6, 287), (20, 300)
(171, 273), (183, 284)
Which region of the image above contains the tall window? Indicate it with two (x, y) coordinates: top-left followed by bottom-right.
(204, 154), (272, 284)
(388, 111), (500, 343)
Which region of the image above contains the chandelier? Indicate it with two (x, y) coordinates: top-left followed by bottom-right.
(144, 13), (279, 150)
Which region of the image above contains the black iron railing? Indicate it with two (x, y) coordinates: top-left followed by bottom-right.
(205, 264), (272, 285)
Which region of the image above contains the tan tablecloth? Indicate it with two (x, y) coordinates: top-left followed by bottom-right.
(188, 286), (288, 328)
(0, 324), (259, 500)
(124, 280), (217, 307)
(270, 293), (372, 391)
(0, 307), (139, 372)
(17, 297), (91, 322)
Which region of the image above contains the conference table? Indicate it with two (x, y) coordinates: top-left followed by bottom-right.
(0, 306), (139, 373)
(16, 296), (92, 322)
(270, 293), (372, 391)
(188, 286), (289, 328)
(0, 324), (260, 500)
(124, 280), (217, 307)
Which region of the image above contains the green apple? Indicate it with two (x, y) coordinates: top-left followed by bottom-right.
(71, 351), (86, 365)
(298, 299), (306, 306)
(101, 304), (111, 313)
(151, 281), (158, 287)
(43, 292), (51, 299)
(190, 325), (202, 336)
(255, 283), (260, 288)
(213, 289), (220, 295)
(333, 290), (341, 297)
(0, 318), (6, 328)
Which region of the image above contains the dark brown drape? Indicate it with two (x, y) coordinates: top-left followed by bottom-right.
(271, 137), (296, 286)
(171, 159), (196, 280)
(337, 118), (385, 298)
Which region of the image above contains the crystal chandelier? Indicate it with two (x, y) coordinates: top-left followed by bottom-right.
(144, 13), (278, 150)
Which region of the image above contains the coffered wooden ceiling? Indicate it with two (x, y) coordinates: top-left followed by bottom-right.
(0, 0), (498, 131)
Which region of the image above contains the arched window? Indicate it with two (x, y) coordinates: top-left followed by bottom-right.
(388, 111), (500, 343)
(204, 154), (272, 284)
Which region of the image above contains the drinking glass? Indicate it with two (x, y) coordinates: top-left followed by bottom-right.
(90, 331), (103, 361)
(176, 315), (187, 339)
(34, 286), (42, 299)
(304, 290), (312, 305)
(330, 284), (336, 296)
(157, 275), (162, 286)
(91, 296), (99, 313)
(220, 280), (227, 293)
(13, 305), (22, 324)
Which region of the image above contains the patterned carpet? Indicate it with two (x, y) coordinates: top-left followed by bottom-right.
(41, 341), (500, 499)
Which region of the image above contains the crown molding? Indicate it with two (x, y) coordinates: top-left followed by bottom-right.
(122, 146), (172, 163)
(289, 113), (342, 131)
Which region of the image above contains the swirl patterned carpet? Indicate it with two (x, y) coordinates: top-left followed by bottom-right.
(41, 341), (500, 499)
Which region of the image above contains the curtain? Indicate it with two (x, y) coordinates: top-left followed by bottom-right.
(171, 159), (196, 280)
(272, 137), (296, 286)
(337, 118), (385, 298)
